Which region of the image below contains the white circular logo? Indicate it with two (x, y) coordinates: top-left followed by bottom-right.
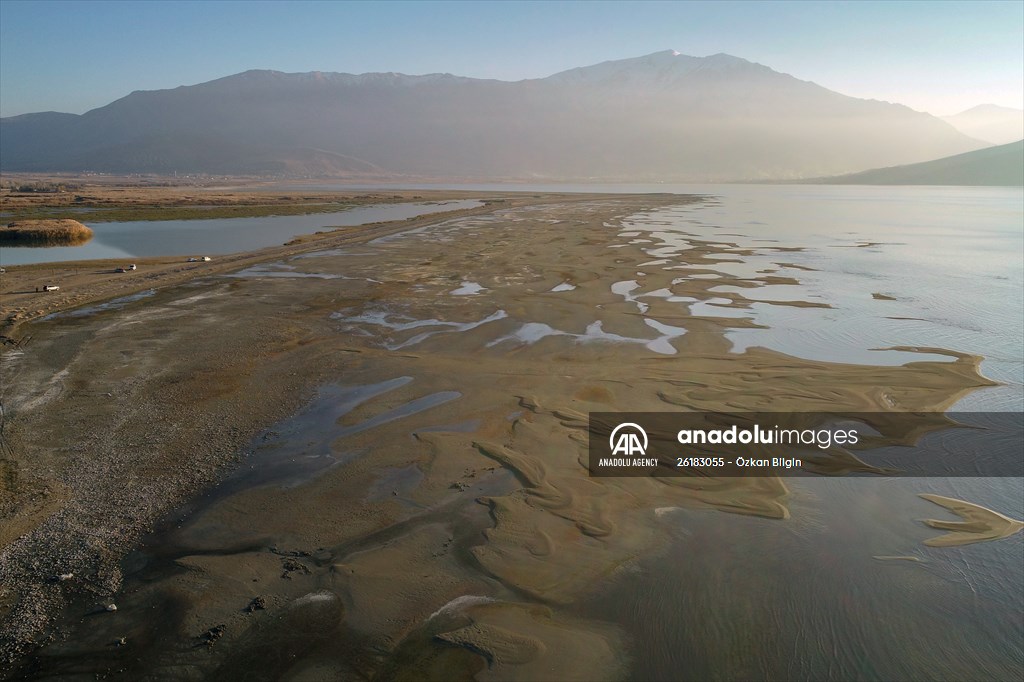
(609, 422), (648, 456)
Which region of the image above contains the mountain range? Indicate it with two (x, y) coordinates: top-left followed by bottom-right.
(0, 51), (998, 181)
(941, 104), (1023, 145)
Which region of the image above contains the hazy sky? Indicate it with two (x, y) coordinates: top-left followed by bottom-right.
(1, 0), (1021, 118)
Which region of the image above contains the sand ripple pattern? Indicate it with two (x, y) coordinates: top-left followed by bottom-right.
(1, 194), (1008, 679)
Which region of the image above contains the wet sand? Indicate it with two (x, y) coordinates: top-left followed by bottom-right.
(919, 494), (1024, 547)
(0, 190), (1006, 678)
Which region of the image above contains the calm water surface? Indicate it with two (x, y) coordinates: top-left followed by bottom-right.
(0, 200), (480, 266)
(581, 185), (1023, 681)
(619, 186), (1023, 411)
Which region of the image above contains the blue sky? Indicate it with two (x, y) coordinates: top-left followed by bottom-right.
(1, 0), (1021, 117)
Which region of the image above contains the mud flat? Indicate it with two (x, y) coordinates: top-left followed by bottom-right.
(0, 191), (1003, 678)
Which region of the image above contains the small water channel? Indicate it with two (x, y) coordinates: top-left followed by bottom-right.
(0, 200), (481, 266)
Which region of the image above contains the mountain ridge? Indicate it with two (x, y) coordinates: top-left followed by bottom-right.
(1, 51), (988, 180)
(809, 139), (1023, 186)
(941, 104), (1024, 145)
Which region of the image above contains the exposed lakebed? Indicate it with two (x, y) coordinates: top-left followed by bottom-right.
(5, 187), (1021, 681)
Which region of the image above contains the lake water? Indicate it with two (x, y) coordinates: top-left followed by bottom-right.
(569, 184), (1022, 681)
(617, 186), (1023, 412)
(0, 200), (481, 266)
(581, 474), (1023, 681)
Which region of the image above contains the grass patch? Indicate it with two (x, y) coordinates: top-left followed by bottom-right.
(1, 219), (93, 246)
(0, 201), (371, 223)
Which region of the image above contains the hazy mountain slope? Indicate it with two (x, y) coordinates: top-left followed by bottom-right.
(942, 105), (1024, 145)
(0, 51), (987, 180)
(811, 139), (1023, 186)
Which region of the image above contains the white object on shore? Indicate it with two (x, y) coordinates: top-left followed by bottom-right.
(42, 285), (59, 292)
(105, 603), (118, 612)
(58, 573), (73, 582)
(450, 281), (485, 296)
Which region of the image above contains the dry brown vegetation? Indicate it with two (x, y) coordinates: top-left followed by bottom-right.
(1, 219), (93, 246)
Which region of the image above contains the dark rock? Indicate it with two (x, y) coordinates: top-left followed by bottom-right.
(245, 596), (267, 613)
(280, 557), (310, 579)
(201, 624), (226, 647)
